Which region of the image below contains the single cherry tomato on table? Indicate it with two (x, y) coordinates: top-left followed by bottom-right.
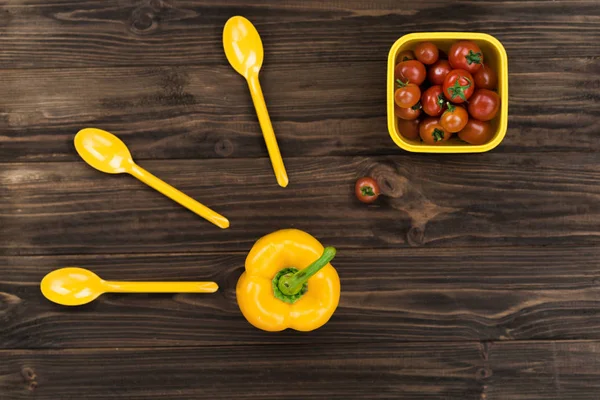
(394, 60), (427, 85)
(474, 64), (498, 90)
(443, 69), (474, 103)
(414, 42), (439, 65)
(398, 118), (421, 140)
(468, 89), (500, 121)
(440, 103), (468, 133)
(421, 85), (446, 117)
(419, 117), (449, 145)
(395, 103), (421, 120)
(394, 80), (421, 108)
(355, 177), (380, 203)
(458, 119), (493, 145)
(448, 40), (483, 74)
(427, 59), (452, 86)
(397, 50), (416, 62)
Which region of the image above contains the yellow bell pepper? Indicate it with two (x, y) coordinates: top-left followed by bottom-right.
(236, 229), (340, 332)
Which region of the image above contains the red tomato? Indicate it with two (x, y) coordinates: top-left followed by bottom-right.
(440, 103), (468, 133)
(443, 69), (474, 103)
(448, 40), (483, 73)
(355, 177), (380, 203)
(398, 118), (420, 140)
(395, 104), (421, 120)
(474, 64), (498, 90)
(394, 60), (427, 85)
(414, 42), (439, 65)
(419, 117), (449, 145)
(468, 89), (500, 121)
(397, 50), (416, 62)
(458, 119), (493, 145)
(394, 81), (421, 108)
(421, 85), (445, 117)
(427, 60), (452, 86)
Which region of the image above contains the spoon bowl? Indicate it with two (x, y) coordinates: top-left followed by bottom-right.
(41, 267), (104, 306)
(75, 128), (133, 174)
(223, 16), (264, 79)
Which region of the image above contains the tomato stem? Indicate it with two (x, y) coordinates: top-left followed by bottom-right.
(432, 128), (445, 142)
(396, 79), (408, 87)
(465, 50), (482, 65)
(361, 186), (375, 196)
(447, 77), (471, 102)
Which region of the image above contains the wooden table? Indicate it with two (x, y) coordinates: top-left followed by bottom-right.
(1, 1), (599, 399)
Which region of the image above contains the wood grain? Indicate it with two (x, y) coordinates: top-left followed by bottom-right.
(2, 340), (600, 399)
(1, 246), (599, 349)
(0, 57), (598, 162)
(1, 0), (599, 68)
(1, 154), (599, 256)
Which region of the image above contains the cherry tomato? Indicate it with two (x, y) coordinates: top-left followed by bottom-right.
(394, 80), (421, 108)
(443, 69), (474, 103)
(458, 119), (493, 145)
(397, 50), (416, 62)
(419, 117), (449, 145)
(421, 85), (445, 117)
(427, 60), (452, 86)
(398, 117), (420, 140)
(355, 177), (380, 203)
(440, 103), (468, 133)
(468, 89), (500, 121)
(394, 60), (427, 85)
(395, 103), (421, 120)
(414, 42), (439, 65)
(474, 64), (498, 90)
(448, 40), (483, 74)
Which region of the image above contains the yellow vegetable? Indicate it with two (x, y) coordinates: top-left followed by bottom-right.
(236, 229), (340, 332)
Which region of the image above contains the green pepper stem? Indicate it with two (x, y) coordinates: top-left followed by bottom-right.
(278, 247), (336, 296)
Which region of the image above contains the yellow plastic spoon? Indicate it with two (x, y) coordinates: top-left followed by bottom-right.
(41, 267), (219, 306)
(75, 128), (229, 229)
(223, 16), (289, 188)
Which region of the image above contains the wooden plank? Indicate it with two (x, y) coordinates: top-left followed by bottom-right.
(0, 58), (598, 162)
(2, 341), (600, 399)
(0, 1), (598, 68)
(1, 246), (599, 348)
(0, 342), (485, 399)
(1, 154), (599, 256)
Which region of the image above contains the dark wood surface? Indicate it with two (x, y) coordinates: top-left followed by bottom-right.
(1, 0), (599, 399)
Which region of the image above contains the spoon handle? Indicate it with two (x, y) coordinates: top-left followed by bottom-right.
(248, 74), (289, 188)
(128, 164), (229, 229)
(105, 281), (218, 293)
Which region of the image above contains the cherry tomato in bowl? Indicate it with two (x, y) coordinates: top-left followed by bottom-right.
(474, 64), (498, 90)
(443, 69), (474, 103)
(397, 117), (421, 140)
(468, 89), (500, 121)
(414, 42), (439, 65)
(397, 50), (416, 62)
(394, 60), (427, 85)
(419, 117), (450, 145)
(395, 104), (421, 120)
(440, 103), (468, 133)
(421, 85), (445, 117)
(355, 177), (380, 203)
(394, 80), (421, 108)
(427, 59), (452, 86)
(449, 40), (483, 74)
(458, 119), (494, 145)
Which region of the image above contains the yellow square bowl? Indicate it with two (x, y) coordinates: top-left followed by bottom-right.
(387, 32), (508, 153)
